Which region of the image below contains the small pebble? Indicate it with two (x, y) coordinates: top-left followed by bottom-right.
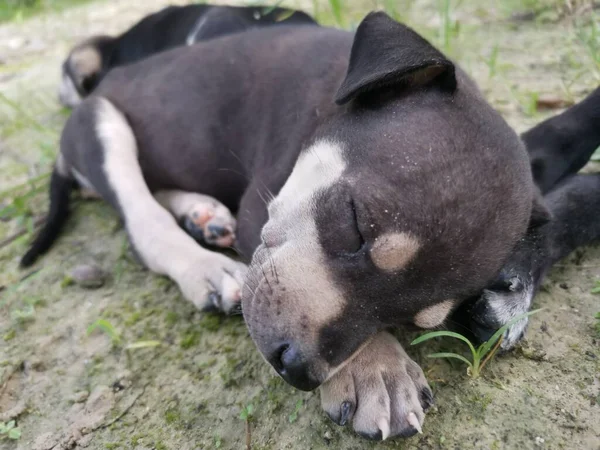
(70, 264), (106, 289)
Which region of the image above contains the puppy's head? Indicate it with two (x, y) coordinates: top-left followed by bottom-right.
(59, 36), (113, 107)
(242, 12), (536, 391)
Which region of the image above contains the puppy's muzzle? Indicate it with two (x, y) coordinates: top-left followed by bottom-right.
(267, 341), (320, 391)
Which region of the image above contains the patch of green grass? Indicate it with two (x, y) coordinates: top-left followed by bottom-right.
(438, 0), (461, 55)
(164, 407), (181, 425)
(288, 398), (303, 423)
(484, 44), (500, 78)
(0, 421), (21, 440)
(0, 0), (96, 24)
(180, 328), (202, 349)
(199, 313), (222, 332)
(239, 403), (255, 421)
(327, 0), (344, 26)
(165, 311), (179, 326)
(0, 172), (51, 243)
(87, 319), (122, 345)
(572, 13), (600, 82)
(3, 329), (16, 341)
(412, 309), (542, 378)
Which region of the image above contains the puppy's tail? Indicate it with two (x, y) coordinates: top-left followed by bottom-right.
(20, 167), (76, 268)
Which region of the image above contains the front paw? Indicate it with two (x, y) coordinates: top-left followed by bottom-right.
(319, 332), (433, 440)
(469, 273), (535, 350)
(177, 254), (247, 314)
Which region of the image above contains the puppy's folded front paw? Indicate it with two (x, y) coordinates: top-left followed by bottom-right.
(320, 332), (432, 440)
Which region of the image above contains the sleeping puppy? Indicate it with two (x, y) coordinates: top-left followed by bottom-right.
(22, 12), (586, 439)
(58, 3), (316, 107)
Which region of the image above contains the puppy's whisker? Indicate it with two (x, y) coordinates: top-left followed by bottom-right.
(255, 187), (270, 207)
(215, 167), (249, 181)
(265, 246), (279, 282)
(259, 263), (273, 292)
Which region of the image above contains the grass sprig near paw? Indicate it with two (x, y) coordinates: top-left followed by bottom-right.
(0, 421), (21, 441)
(411, 309), (543, 378)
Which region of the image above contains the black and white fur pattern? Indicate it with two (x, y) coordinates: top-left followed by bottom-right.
(23, 12), (600, 440)
(59, 3), (317, 107)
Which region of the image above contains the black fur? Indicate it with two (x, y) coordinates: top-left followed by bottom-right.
(525, 87), (600, 194)
(20, 169), (75, 267)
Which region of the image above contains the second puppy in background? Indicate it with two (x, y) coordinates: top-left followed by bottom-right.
(59, 3), (317, 107)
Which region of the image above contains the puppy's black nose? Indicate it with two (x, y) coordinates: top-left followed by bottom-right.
(269, 343), (320, 391)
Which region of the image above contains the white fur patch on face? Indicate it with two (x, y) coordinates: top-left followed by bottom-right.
(58, 72), (82, 108)
(413, 299), (454, 329)
(259, 140), (348, 327)
(370, 232), (420, 272)
(269, 140), (346, 217)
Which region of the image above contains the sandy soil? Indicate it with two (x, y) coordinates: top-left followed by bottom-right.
(1, 1), (599, 449)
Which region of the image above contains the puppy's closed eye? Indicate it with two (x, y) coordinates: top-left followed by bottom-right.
(317, 187), (367, 256)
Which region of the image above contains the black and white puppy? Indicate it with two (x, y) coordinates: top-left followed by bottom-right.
(21, 12), (597, 440)
(58, 3), (317, 107)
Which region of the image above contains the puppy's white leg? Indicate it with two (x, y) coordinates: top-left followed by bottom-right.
(96, 98), (246, 313)
(154, 190), (236, 248)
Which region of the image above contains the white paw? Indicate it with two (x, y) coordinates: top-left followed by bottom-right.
(320, 332), (433, 440)
(177, 254), (247, 314)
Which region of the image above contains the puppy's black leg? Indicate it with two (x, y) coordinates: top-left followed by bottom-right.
(523, 86), (600, 194)
(467, 174), (600, 348)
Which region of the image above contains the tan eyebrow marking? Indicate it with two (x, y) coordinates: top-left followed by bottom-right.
(413, 300), (455, 329)
(370, 232), (420, 272)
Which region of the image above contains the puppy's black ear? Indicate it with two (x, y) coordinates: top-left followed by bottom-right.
(529, 188), (552, 229)
(335, 12), (456, 105)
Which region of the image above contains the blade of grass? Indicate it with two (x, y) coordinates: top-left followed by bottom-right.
(411, 330), (477, 357)
(87, 319), (121, 344)
(125, 340), (161, 350)
(478, 336), (503, 373)
(427, 352), (473, 368)
(328, 0), (343, 26)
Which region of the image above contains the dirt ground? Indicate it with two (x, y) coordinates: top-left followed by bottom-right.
(1, 1), (599, 449)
